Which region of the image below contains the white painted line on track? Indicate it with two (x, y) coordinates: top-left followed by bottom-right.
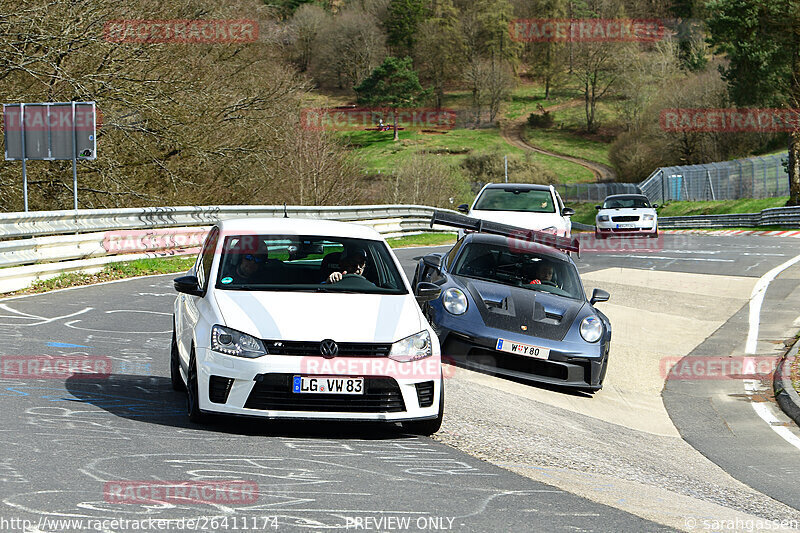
(601, 255), (735, 262)
(744, 252), (800, 452)
(745, 253), (800, 354)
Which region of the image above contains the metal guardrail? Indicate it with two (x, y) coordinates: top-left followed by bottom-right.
(0, 204), (442, 239)
(658, 213), (761, 228)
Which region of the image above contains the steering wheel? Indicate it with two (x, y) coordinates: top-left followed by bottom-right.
(540, 280), (558, 287)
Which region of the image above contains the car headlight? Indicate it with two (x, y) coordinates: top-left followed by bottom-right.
(442, 288), (468, 315)
(643, 214), (654, 221)
(211, 325), (267, 358)
(580, 316), (603, 343)
(597, 215), (609, 222)
(389, 330), (432, 362)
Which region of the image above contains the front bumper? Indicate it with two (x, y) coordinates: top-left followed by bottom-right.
(194, 347), (442, 421)
(441, 331), (607, 389)
(595, 220), (656, 235)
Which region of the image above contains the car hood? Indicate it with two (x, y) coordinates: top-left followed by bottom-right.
(469, 209), (568, 232)
(456, 277), (584, 342)
(213, 290), (422, 342)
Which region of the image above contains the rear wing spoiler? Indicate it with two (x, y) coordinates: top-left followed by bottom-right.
(430, 210), (580, 254)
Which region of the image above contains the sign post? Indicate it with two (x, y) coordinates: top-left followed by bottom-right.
(3, 101), (97, 212)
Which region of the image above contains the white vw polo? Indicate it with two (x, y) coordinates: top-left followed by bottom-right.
(172, 218), (444, 434)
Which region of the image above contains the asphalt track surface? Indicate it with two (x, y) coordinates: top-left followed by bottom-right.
(1, 232), (800, 532)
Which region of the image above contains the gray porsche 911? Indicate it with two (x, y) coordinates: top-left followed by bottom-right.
(413, 212), (611, 392)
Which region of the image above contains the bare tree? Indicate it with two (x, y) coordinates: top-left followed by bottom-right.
(310, 5), (386, 91)
(0, 0), (369, 211)
(288, 4), (328, 72)
(463, 57), (515, 125)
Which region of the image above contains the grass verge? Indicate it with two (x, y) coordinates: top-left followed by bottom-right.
(2, 256), (196, 298)
(386, 233), (457, 248)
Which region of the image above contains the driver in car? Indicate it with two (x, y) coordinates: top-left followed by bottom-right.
(327, 249), (368, 284)
(526, 261), (556, 286)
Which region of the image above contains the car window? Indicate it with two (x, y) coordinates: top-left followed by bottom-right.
(215, 234), (407, 295)
(603, 196), (651, 209)
(197, 227), (219, 291)
(452, 242), (583, 300)
(473, 188), (556, 213)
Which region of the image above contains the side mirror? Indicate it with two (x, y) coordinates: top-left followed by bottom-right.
(653, 203), (659, 209)
(457, 204), (469, 214)
(415, 282), (442, 303)
(561, 207), (575, 217)
(590, 288), (609, 306)
(174, 275), (204, 297)
(422, 254), (442, 271)
(595, 205), (602, 210)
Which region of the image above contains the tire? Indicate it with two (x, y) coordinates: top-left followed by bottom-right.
(186, 351), (206, 423)
(649, 228), (658, 238)
(403, 379), (444, 436)
(170, 326), (185, 391)
(595, 231), (607, 240)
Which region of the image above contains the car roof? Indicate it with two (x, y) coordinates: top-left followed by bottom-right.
(482, 183), (553, 192)
(464, 232), (571, 262)
(215, 217), (384, 240)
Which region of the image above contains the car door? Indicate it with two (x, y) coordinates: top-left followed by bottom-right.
(177, 226), (219, 363)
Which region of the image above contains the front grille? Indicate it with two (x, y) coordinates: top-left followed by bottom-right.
(262, 340), (392, 357)
(611, 215), (639, 222)
(415, 381), (435, 408)
(245, 374), (405, 413)
(209, 376), (234, 404)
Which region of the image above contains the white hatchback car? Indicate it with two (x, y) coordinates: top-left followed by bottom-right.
(457, 183), (574, 238)
(171, 218), (444, 434)
(594, 194), (658, 239)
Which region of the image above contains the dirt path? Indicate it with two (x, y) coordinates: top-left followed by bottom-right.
(501, 99), (618, 182)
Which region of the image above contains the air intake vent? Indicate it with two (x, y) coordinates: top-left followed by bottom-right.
(415, 381), (435, 408)
(209, 376), (234, 404)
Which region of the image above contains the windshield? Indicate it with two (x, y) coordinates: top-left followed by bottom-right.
(473, 188), (556, 213)
(452, 242), (584, 300)
(215, 235), (407, 295)
(603, 196), (651, 209)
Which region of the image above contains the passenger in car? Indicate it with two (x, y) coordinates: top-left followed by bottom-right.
(231, 252), (268, 283)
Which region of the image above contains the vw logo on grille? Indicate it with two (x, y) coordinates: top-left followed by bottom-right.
(320, 339), (339, 358)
